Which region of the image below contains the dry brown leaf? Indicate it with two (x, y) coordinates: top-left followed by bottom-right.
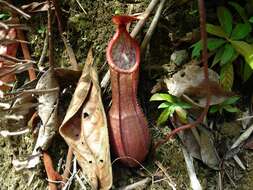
(13, 68), (59, 170)
(60, 49), (112, 190)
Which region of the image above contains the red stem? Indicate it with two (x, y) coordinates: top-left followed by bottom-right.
(154, 0), (211, 149)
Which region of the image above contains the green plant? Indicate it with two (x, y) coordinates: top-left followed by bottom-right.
(0, 12), (10, 20)
(192, 2), (253, 88)
(209, 96), (240, 114)
(150, 93), (192, 125)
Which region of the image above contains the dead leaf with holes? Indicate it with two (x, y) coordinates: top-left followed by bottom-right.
(164, 64), (234, 107)
(59, 49), (112, 190)
(12, 68), (59, 170)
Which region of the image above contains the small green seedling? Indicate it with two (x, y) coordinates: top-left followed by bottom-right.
(209, 96), (240, 114)
(150, 93), (192, 126)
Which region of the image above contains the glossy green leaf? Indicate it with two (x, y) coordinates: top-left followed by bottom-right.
(231, 23), (251, 40)
(211, 47), (224, 67)
(217, 6), (233, 36)
(206, 24), (228, 38)
(176, 102), (192, 109)
(220, 63), (234, 91)
(249, 16), (253, 23)
(220, 44), (235, 65)
(191, 40), (202, 58)
(158, 102), (171, 109)
(150, 93), (176, 103)
(230, 40), (253, 69)
(223, 105), (240, 113)
(243, 62), (253, 82)
(228, 2), (248, 23)
(209, 106), (219, 113)
(157, 107), (173, 125)
(208, 38), (226, 51)
(222, 96), (240, 105)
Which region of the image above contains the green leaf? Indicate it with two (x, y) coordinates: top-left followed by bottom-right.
(220, 63), (234, 91)
(211, 47), (224, 67)
(158, 102), (171, 109)
(150, 93), (176, 103)
(249, 16), (253, 23)
(222, 96), (240, 105)
(0, 13), (10, 20)
(228, 2), (248, 23)
(243, 62), (253, 82)
(176, 102), (192, 109)
(191, 40), (202, 58)
(207, 38), (226, 51)
(217, 6), (233, 36)
(223, 105), (240, 113)
(209, 106), (219, 113)
(206, 24), (228, 38)
(231, 23), (251, 40)
(220, 43), (235, 65)
(230, 40), (253, 69)
(157, 107), (174, 125)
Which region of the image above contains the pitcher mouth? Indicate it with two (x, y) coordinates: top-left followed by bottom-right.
(107, 30), (140, 74)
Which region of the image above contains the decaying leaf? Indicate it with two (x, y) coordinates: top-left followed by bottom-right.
(199, 127), (219, 170)
(13, 68), (59, 170)
(60, 49), (112, 190)
(164, 65), (219, 97)
(164, 64), (232, 107)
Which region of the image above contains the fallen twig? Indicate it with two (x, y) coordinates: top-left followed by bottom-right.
(118, 177), (151, 190)
(182, 147), (202, 190)
(140, 0), (166, 53)
(0, 128), (29, 137)
(62, 147), (73, 184)
(130, 0), (160, 38)
(51, 0), (78, 70)
(0, 0), (30, 19)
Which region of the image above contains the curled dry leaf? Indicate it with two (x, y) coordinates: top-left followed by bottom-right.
(13, 69), (59, 170)
(60, 49), (112, 190)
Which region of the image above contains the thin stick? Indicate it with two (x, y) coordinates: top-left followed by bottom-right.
(140, 0), (166, 53)
(17, 30), (36, 80)
(62, 147), (73, 184)
(130, 0), (160, 38)
(0, 0), (30, 19)
(48, 0), (54, 69)
(118, 178), (151, 190)
(154, 0), (211, 149)
(51, 0), (78, 70)
(75, 0), (87, 14)
(38, 32), (49, 67)
(182, 147), (202, 190)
